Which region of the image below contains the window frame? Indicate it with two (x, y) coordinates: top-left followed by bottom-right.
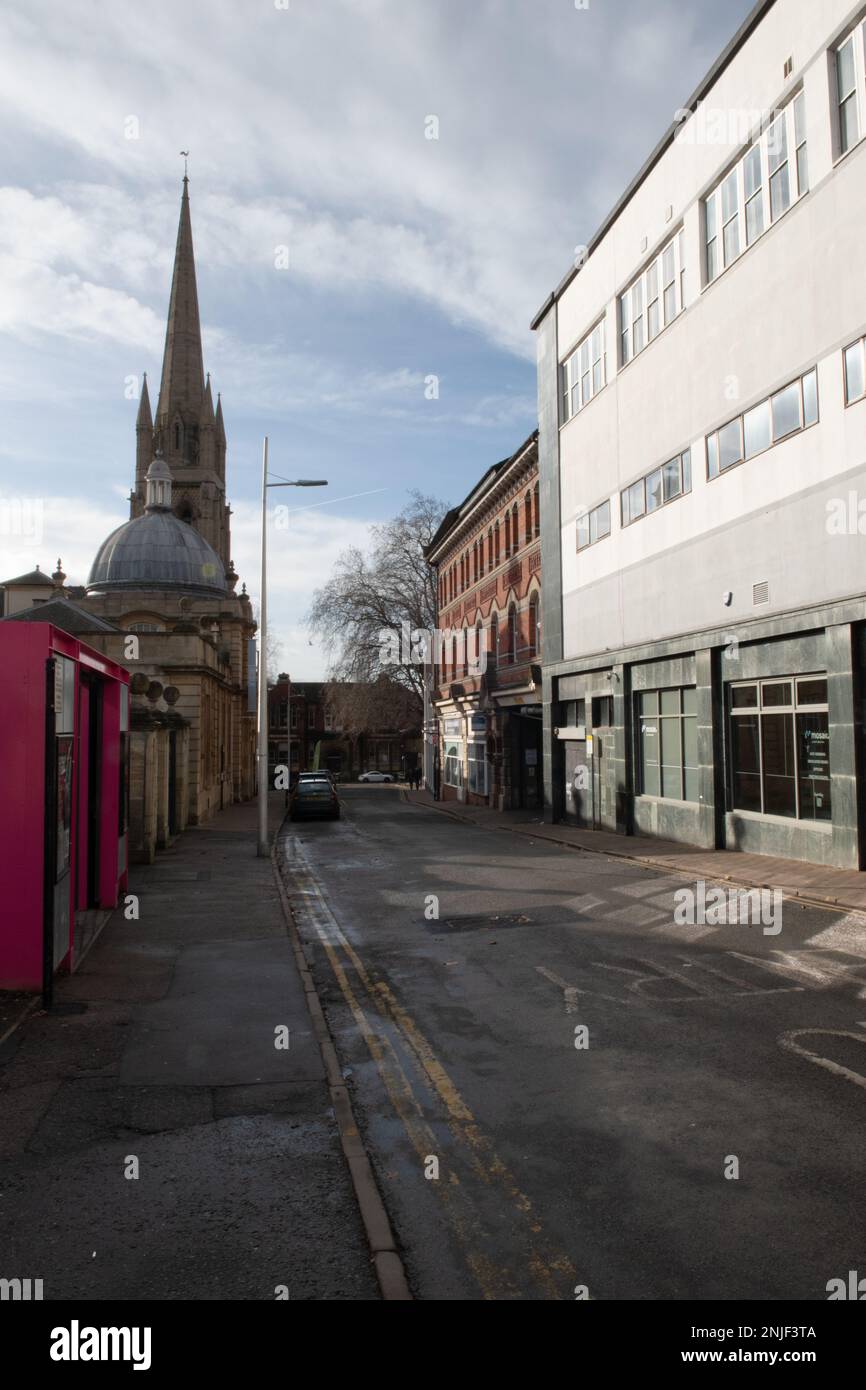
(703, 92), (808, 287)
(844, 335), (866, 406)
(576, 498), (612, 552)
(706, 367), (818, 481)
(619, 230), (685, 367)
(728, 674), (830, 822)
(560, 317), (607, 425)
(620, 449), (692, 527)
(635, 686), (699, 803)
(835, 20), (866, 158)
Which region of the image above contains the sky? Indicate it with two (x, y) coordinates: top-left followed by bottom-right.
(0, 0), (754, 678)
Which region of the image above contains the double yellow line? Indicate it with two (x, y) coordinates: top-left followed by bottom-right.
(281, 835), (577, 1300)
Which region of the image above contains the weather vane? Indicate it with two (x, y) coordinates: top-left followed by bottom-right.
(180, 150), (189, 177)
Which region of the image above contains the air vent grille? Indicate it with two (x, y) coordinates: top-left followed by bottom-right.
(753, 581), (770, 606)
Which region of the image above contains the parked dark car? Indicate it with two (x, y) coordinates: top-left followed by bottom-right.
(289, 778), (340, 821)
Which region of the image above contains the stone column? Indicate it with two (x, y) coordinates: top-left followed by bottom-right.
(611, 663), (632, 835)
(695, 646), (721, 849)
(826, 622), (859, 869)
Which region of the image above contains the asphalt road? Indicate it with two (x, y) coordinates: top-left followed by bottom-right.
(279, 784), (866, 1302)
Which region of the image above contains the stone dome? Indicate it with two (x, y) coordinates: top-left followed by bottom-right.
(87, 511), (227, 596)
(87, 453), (226, 597)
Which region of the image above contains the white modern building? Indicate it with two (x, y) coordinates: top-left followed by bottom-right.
(533, 0), (866, 867)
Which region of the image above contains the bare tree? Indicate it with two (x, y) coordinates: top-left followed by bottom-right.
(325, 675), (422, 735)
(307, 490), (446, 702)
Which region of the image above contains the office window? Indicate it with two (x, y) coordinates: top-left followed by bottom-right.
(836, 22), (866, 155)
(621, 449), (691, 526)
(767, 110), (791, 221)
(619, 231), (685, 366)
(793, 90), (809, 193)
(308, 706), (316, 728)
(576, 499), (611, 552)
(561, 318), (606, 423)
(637, 687), (698, 801)
(703, 94), (807, 283)
(844, 336), (866, 405)
(707, 368), (818, 479)
(729, 677), (830, 821)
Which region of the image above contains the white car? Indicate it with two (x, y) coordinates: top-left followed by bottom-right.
(358, 771), (394, 783)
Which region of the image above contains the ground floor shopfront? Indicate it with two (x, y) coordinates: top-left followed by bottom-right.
(543, 606), (866, 869)
(436, 690), (543, 811)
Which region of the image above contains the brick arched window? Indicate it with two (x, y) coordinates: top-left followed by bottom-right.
(504, 512), (511, 558)
(525, 493), (532, 545)
(490, 612), (499, 669)
(494, 522), (501, 564)
(487, 527), (493, 570)
(533, 482), (540, 537)
(451, 636), (457, 679)
(508, 603), (518, 664)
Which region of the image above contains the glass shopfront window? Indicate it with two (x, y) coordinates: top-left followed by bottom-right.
(637, 687), (698, 801)
(467, 741), (487, 796)
(443, 719), (464, 789)
(728, 676), (830, 821)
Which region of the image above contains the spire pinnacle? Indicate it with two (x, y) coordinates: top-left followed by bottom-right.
(155, 176), (205, 429)
(136, 372), (152, 429)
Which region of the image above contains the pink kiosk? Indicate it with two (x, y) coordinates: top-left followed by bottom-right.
(0, 623), (130, 1001)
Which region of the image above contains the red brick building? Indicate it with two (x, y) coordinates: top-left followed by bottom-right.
(268, 678), (421, 782)
(425, 431), (542, 809)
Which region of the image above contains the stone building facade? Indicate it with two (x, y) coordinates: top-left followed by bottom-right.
(1, 177), (257, 856)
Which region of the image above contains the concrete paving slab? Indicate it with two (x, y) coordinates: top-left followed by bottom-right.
(119, 938), (325, 1087)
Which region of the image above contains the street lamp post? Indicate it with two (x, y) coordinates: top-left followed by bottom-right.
(257, 435), (327, 857)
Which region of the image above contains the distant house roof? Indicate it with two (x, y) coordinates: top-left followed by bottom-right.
(1, 598), (123, 636)
(1, 567), (55, 587)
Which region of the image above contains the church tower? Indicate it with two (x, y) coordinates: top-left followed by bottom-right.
(131, 176), (232, 576)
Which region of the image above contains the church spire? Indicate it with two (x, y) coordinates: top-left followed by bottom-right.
(155, 176), (205, 433)
(137, 372), (152, 430)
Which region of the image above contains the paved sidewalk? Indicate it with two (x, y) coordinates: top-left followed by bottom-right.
(404, 788), (866, 916)
(0, 794), (379, 1300)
